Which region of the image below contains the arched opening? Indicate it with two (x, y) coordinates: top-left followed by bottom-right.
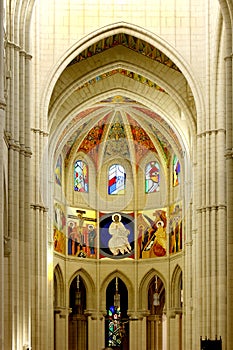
(170, 266), (183, 350)
(47, 22), (197, 350)
(53, 265), (66, 350)
(147, 275), (166, 350)
(69, 275), (88, 350)
(105, 277), (129, 350)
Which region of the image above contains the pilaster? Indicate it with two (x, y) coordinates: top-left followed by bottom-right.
(0, 0), (5, 347)
(225, 51), (233, 350)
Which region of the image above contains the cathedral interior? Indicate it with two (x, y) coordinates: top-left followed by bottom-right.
(0, 1), (233, 350)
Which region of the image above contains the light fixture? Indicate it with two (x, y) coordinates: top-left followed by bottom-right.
(75, 275), (81, 307)
(114, 277), (120, 309)
(153, 275), (160, 306)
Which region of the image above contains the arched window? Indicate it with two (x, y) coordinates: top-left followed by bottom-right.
(145, 161), (160, 193)
(173, 155), (181, 187)
(74, 160), (88, 192)
(55, 154), (62, 186)
(108, 164), (126, 195)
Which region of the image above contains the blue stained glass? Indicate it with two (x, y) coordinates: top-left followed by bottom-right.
(107, 305), (122, 347)
(108, 164), (125, 195)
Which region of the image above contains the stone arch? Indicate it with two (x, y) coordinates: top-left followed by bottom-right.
(218, 0), (233, 45)
(139, 268), (166, 312)
(48, 59), (196, 133)
(54, 264), (65, 308)
(100, 269), (134, 315)
(68, 268), (95, 311)
(41, 21), (204, 132)
(170, 264), (183, 309)
(9, 0), (36, 49)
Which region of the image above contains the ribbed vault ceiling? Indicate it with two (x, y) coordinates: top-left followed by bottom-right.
(49, 33), (196, 167)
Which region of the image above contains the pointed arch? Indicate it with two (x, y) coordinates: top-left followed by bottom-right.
(100, 269), (134, 313)
(43, 22), (204, 143)
(54, 264), (65, 308)
(139, 269), (166, 311)
(108, 163), (126, 195)
(68, 268), (95, 310)
(171, 265), (183, 309)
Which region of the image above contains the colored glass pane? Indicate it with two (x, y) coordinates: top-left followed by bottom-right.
(55, 154), (62, 186)
(145, 161), (160, 193)
(74, 160), (88, 192)
(107, 305), (122, 348)
(108, 164), (126, 195)
(173, 155), (181, 186)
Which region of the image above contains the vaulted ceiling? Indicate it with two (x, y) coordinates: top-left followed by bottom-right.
(49, 33), (196, 168)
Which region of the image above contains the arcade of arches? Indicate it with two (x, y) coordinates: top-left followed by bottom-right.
(0, 1), (233, 350)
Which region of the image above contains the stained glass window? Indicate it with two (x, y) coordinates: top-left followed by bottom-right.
(108, 164), (126, 195)
(173, 155), (181, 187)
(145, 161), (160, 193)
(55, 154), (62, 186)
(74, 160), (88, 192)
(107, 305), (122, 348)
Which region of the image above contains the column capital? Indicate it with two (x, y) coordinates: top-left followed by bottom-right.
(225, 149), (233, 159)
(0, 99), (6, 110)
(31, 127), (49, 137)
(85, 310), (106, 320)
(168, 307), (183, 318)
(30, 203), (49, 212)
(128, 310), (150, 320)
(54, 306), (72, 317)
(224, 53), (233, 61)
(147, 314), (162, 321)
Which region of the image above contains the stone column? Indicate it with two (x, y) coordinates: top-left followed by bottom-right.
(30, 123), (50, 350)
(225, 52), (233, 350)
(169, 312), (182, 350)
(5, 34), (22, 350)
(0, 0), (6, 348)
(68, 314), (87, 349)
(128, 312), (147, 350)
(54, 308), (70, 350)
(86, 311), (106, 350)
(147, 315), (162, 350)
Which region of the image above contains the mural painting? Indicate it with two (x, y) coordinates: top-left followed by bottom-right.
(169, 203), (182, 254)
(99, 212), (134, 259)
(54, 201), (66, 254)
(67, 207), (97, 258)
(137, 209), (167, 258)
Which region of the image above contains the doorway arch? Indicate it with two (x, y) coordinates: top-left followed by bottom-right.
(69, 274), (88, 350)
(105, 277), (129, 350)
